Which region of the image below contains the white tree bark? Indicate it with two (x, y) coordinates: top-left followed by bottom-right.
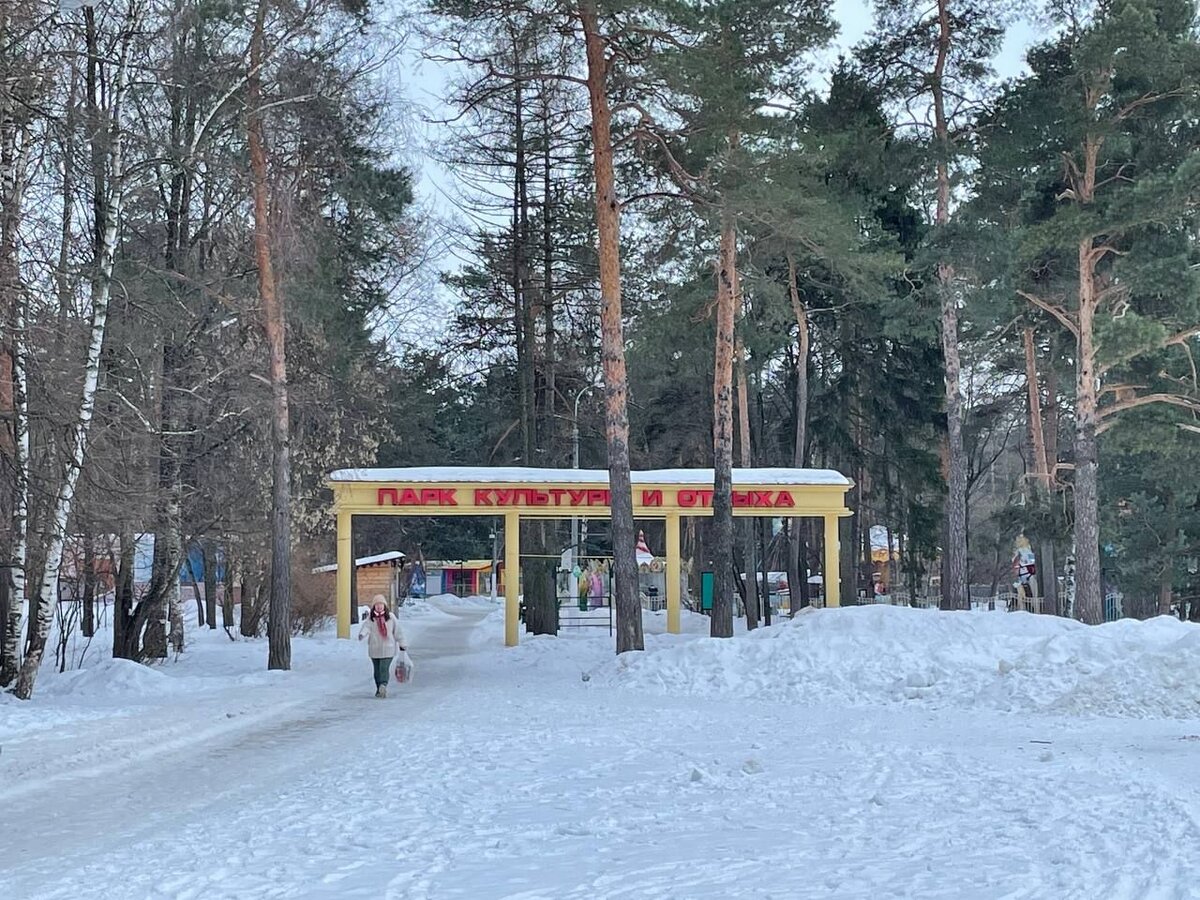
(0, 113), (31, 688)
(2, 284), (31, 686)
(14, 26), (129, 699)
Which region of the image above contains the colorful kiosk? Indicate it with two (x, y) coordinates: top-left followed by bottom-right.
(326, 467), (853, 646)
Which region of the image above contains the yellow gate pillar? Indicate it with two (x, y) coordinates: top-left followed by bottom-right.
(336, 509), (352, 638)
(504, 511), (520, 647)
(823, 514), (841, 608)
(665, 514), (681, 634)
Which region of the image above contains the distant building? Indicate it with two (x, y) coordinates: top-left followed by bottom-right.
(425, 560), (500, 597)
(313, 551), (407, 607)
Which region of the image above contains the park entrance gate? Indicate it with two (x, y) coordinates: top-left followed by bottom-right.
(327, 467), (853, 646)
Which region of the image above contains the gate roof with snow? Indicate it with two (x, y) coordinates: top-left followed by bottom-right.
(327, 466), (851, 518)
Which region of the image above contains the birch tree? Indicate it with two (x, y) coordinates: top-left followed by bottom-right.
(0, 1), (40, 687)
(14, 3), (135, 700)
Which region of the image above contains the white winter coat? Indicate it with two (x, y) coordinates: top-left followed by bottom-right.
(359, 613), (406, 659)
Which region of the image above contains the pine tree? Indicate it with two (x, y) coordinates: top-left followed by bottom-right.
(633, 0), (834, 635)
(862, 0), (1007, 610)
(974, 0), (1200, 623)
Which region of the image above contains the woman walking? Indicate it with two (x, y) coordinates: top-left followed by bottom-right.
(358, 596), (406, 698)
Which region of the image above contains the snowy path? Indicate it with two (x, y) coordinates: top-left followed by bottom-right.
(1, 603), (487, 897)
(4, 604), (1200, 899)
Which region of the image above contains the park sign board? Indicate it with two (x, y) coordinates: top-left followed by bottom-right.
(327, 466), (853, 519)
(377, 485), (801, 512)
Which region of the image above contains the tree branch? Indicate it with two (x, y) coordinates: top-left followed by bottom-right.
(1097, 392), (1200, 432)
(1017, 290), (1079, 338)
(1114, 90), (1184, 121)
(1098, 324), (1200, 377)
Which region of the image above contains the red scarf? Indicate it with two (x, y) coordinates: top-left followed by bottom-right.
(374, 609), (388, 639)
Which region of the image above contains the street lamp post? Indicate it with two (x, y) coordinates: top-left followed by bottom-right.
(571, 382), (600, 564)
(489, 526), (499, 603)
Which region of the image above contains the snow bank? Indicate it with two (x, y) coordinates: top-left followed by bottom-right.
(40, 657), (187, 700)
(398, 593), (496, 619)
(588, 606), (1200, 719)
(468, 608), (508, 647)
(429, 593), (501, 611)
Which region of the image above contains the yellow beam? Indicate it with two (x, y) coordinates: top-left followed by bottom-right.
(504, 511), (520, 647)
(824, 514), (840, 609)
(336, 509), (352, 638)
(665, 513), (681, 635)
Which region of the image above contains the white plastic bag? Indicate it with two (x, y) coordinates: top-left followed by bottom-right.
(394, 649), (414, 685)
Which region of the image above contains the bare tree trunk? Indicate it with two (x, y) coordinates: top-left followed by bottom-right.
(141, 551), (169, 660)
(1074, 255), (1102, 625)
(113, 530), (135, 658)
(510, 56), (557, 636)
(203, 544), (218, 630)
(844, 483), (861, 604)
(580, 2), (642, 653)
(167, 575), (184, 653)
(1039, 542), (1058, 616)
(1073, 127), (1103, 626)
(1022, 326), (1059, 615)
(1044, 356), (1059, 474)
(221, 551), (235, 629)
(786, 252), (809, 616)
(736, 339), (758, 630)
(248, 0), (291, 668)
(933, 0), (969, 612)
(710, 215), (737, 638)
(194, 564), (206, 628)
(936, 263), (968, 609)
(145, 326), (186, 656)
(240, 561), (258, 638)
(754, 380), (773, 625)
(841, 367), (864, 606)
(161, 435), (185, 657)
(523, 521), (558, 635)
(758, 517), (771, 626)
(1158, 568), (1172, 618)
(1023, 327), (1050, 481)
(1040, 341), (1062, 616)
(515, 67), (538, 464)
(511, 68), (532, 462)
(81, 537), (96, 637)
(541, 96), (556, 460)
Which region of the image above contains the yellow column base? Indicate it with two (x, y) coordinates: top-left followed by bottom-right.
(824, 514), (841, 609)
(336, 509), (352, 638)
(666, 514), (681, 635)
(505, 512), (520, 647)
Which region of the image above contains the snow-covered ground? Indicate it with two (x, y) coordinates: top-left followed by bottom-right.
(4, 599), (1200, 899)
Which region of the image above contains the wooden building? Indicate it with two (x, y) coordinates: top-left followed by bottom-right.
(313, 551), (407, 608)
